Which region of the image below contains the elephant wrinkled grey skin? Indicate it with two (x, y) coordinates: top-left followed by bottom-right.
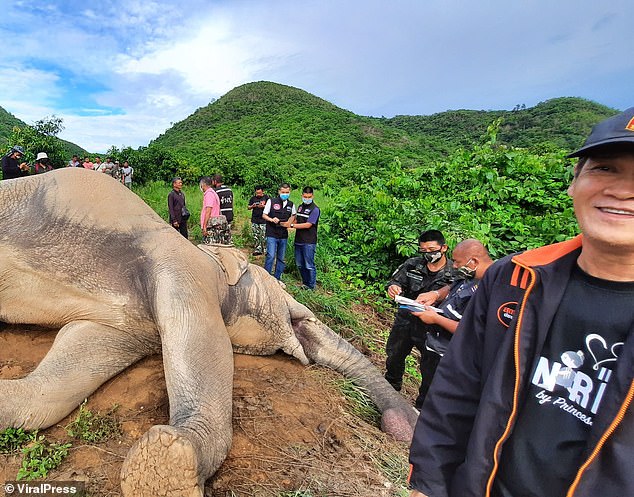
(0, 169), (417, 496)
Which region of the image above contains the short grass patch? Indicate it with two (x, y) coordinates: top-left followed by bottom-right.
(65, 400), (121, 443)
(0, 427), (37, 454)
(17, 436), (72, 481)
(333, 378), (381, 426)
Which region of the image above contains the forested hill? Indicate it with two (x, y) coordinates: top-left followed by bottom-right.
(383, 97), (617, 157)
(0, 105), (87, 158)
(0, 106), (25, 147)
(149, 81), (617, 187)
(150, 81), (425, 188)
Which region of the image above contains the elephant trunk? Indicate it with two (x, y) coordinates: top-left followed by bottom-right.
(292, 316), (417, 442)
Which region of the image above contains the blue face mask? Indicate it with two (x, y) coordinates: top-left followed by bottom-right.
(302, 198), (313, 205)
(280, 193), (290, 200)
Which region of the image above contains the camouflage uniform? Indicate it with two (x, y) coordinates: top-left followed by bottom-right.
(111, 165), (122, 182)
(251, 223), (266, 254)
(203, 215), (233, 245)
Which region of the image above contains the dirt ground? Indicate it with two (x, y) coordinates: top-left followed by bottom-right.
(0, 325), (412, 497)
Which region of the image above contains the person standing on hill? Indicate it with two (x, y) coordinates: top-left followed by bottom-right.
(2, 145), (30, 180)
(262, 183), (296, 280)
(247, 185), (270, 256)
(384, 230), (455, 400)
(82, 156), (94, 170)
(168, 177), (189, 239)
(121, 161), (133, 188)
(408, 108), (634, 497)
(291, 186), (320, 289)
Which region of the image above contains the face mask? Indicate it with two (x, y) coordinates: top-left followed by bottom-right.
(421, 250), (443, 264)
(302, 198), (313, 205)
(456, 259), (477, 279)
(280, 193), (290, 200)
(199, 185), (204, 192)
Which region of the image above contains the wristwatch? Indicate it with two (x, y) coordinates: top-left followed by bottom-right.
(290, 223), (294, 228)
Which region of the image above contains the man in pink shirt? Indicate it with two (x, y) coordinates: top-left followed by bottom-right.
(199, 176), (220, 235)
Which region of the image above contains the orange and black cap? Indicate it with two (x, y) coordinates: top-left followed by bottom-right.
(568, 107), (634, 158)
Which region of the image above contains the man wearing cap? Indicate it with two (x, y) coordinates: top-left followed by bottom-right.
(33, 152), (53, 174)
(408, 108), (634, 497)
(2, 146), (30, 180)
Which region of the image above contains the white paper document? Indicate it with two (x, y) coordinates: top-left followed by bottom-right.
(394, 295), (443, 313)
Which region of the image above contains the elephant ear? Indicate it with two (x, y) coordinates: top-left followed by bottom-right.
(196, 244), (249, 285)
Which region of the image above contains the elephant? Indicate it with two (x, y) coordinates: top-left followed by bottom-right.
(0, 168), (417, 496)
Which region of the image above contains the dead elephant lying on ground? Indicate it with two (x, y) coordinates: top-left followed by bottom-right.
(0, 168), (417, 497)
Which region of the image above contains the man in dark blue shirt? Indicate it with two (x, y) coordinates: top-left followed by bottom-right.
(291, 186), (321, 289)
(412, 239), (494, 407)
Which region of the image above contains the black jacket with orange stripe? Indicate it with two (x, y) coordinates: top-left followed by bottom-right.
(408, 236), (633, 497)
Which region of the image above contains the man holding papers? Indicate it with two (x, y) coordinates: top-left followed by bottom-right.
(384, 230), (455, 405)
(411, 239), (494, 407)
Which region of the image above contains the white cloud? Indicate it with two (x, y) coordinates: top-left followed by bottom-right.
(0, 0), (632, 152)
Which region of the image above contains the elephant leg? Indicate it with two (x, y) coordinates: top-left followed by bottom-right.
(0, 320), (154, 430)
(121, 277), (234, 497)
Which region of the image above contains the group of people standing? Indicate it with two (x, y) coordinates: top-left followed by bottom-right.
(1, 147), (133, 188)
(167, 174), (234, 244)
(167, 178), (321, 290)
(260, 183), (320, 290)
(68, 155), (134, 188)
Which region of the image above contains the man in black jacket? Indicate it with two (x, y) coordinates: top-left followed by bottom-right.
(409, 108), (634, 497)
(384, 230), (455, 406)
(2, 146), (29, 180)
(167, 177), (188, 238)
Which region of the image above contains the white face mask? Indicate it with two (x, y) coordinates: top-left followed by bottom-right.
(199, 184), (204, 192)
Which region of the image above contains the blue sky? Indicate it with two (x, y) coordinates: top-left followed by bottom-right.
(1, 0), (632, 152)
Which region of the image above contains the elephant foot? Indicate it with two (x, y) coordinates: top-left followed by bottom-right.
(381, 407), (417, 442)
(121, 425), (203, 497)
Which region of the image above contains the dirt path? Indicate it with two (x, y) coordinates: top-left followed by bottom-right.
(0, 325), (410, 496)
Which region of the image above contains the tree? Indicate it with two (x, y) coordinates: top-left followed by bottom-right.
(8, 115), (67, 169)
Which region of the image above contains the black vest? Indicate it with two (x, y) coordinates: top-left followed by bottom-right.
(295, 202), (319, 244)
(214, 185), (234, 223)
(265, 197), (294, 239)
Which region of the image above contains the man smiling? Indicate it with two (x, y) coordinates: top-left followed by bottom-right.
(408, 108), (634, 497)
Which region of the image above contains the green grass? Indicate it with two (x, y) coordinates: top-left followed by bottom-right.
(65, 400), (121, 443)
(0, 428), (37, 454)
(332, 378), (381, 425)
(367, 449), (410, 494)
(17, 437), (72, 481)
